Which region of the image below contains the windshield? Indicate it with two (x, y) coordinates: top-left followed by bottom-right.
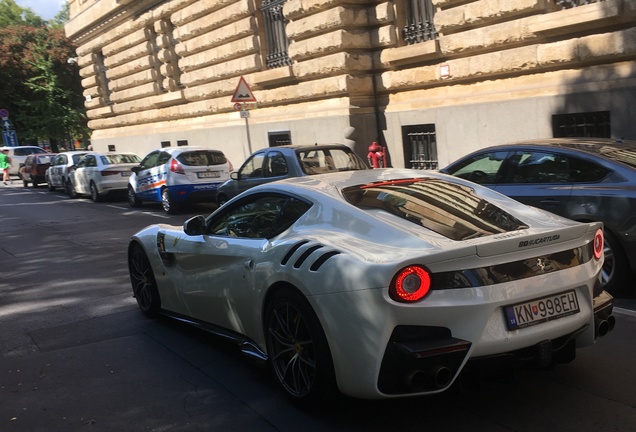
(297, 148), (368, 174)
(342, 178), (528, 241)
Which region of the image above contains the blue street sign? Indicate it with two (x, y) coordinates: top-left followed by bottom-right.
(2, 130), (19, 147)
(0, 108), (8, 118)
(1, 118), (13, 130)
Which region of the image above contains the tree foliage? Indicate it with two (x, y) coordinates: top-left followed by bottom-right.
(0, 0), (89, 150)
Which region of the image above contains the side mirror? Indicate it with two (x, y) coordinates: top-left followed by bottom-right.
(183, 215), (206, 236)
(230, 171), (239, 180)
(131, 166), (141, 174)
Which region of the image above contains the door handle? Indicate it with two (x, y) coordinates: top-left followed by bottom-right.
(245, 259), (254, 270)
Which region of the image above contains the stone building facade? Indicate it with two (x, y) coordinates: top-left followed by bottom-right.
(65, 0), (636, 168)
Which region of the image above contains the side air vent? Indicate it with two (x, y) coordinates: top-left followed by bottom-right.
(309, 251), (341, 271)
(293, 245), (324, 268)
(281, 240), (310, 265)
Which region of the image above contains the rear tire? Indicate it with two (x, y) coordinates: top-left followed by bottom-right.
(67, 179), (78, 199)
(90, 181), (101, 202)
(265, 288), (337, 406)
(601, 229), (628, 295)
(161, 188), (179, 214)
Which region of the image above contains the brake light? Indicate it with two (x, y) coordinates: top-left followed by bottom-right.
(593, 229), (603, 260)
(390, 265), (431, 302)
(170, 158), (184, 174)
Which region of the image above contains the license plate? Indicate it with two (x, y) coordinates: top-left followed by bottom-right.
(504, 290), (580, 331)
(120, 172), (131, 177)
(197, 171), (220, 178)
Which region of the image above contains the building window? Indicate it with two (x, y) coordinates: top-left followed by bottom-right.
(108, 144), (116, 152)
(161, 141), (171, 148)
(556, 0), (606, 9)
(552, 111), (611, 138)
(260, 0), (292, 69)
(402, 0), (438, 45)
(94, 50), (111, 105)
(402, 124), (438, 169)
(177, 140), (188, 146)
(268, 131), (291, 147)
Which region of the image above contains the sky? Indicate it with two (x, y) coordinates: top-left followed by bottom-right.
(15, 0), (66, 21)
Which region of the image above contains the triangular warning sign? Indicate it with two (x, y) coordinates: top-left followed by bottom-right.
(231, 76), (257, 103)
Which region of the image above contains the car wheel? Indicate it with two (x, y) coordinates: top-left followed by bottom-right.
(265, 288), (337, 405)
(22, 179), (28, 187)
(601, 230), (628, 295)
(161, 188), (179, 214)
(89, 181), (101, 202)
(31, 179), (38, 188)
(48, 182), (55, 191)
(67, 179), (78, 199)
(128, 243), (160, 317)
(128, 185), (142, 207)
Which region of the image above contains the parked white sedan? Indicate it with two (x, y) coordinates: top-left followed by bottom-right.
(69, 152), (141, 201)
(128, 168), (614, 404)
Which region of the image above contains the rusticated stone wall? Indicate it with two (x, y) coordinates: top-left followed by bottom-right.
(65, 0), (636, 166)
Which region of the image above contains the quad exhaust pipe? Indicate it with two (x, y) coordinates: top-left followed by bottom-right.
(595, 315), (616, 337)
(406, 366), (453, 391)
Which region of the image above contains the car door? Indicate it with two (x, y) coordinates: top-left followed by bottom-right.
(133, 150), (165, 201)
(74, 155), (95, 194)
(233, 152), (269, 195)
(494, 150), (573, 216)
(50, 154), (64, 187)
(160, 194), (306, 334)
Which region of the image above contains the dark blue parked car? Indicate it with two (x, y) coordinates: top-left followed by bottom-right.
(216, 144), (369, 205)
(440, 138), (636, 294)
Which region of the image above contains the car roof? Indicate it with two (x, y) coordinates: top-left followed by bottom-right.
(484, 138), (636, 155)
(252, 144), (352, 153)
(159, 146), (225, 154)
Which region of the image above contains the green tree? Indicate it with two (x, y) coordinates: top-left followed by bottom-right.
(0, 4), (89, 150)
(0, 0), (46, 27)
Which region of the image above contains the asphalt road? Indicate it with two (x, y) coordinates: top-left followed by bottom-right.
(1, 182), (636, 432)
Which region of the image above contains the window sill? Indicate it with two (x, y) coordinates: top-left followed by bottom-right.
(252, 66), (296, 88)
(381, 40), (441, 68)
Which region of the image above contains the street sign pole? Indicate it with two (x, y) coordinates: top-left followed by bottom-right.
(231, 77), (257, 158)
(241, 109), (253, 157)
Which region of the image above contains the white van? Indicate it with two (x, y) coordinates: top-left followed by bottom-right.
(0, 146), (49, 176)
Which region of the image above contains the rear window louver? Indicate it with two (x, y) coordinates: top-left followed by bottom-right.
(280, 240), (342, 271)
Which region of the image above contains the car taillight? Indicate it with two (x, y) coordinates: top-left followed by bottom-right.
(389, 265), (431, 302)
(101, 170), (119, 176)
(170, 158), (185, 174)
(593, 229), (603, 260)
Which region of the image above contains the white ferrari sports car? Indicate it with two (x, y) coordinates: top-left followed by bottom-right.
(128, 168), (614, 403)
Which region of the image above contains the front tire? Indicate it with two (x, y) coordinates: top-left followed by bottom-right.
(128, 185), (142, 207)
(265, 288), (337, 405)
(161, 188), (179, 214)
(66, 179), (78, 198)
(128, 243), (161, 316)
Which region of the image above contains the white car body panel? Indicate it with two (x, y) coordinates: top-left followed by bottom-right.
(129, 168), (611, 399)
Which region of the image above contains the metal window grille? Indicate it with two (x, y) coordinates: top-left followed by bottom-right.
(403, 125), (438, 169)
(402, 0), (438, 45)
(552, 111), (611, 138)
(177, 140), (188, 146)
(555, 0), (606, 9)
(268, 131), (292, 147)
(260, 0), (292, 69)
(94, 51), (112, 105)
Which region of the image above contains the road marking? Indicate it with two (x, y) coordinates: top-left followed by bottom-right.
(614, 307), (636, 317)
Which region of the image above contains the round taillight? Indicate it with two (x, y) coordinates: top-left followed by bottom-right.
(593, 229), (603, 260)
(390, 265), (431, 303)
(170, 158), (184, 174)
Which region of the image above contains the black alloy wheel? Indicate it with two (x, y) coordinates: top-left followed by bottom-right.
(265, 288), (337, 405)
(128, 244), (160, 316)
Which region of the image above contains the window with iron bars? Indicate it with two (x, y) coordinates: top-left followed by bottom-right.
(555, 0), (606, 9)
(552, 111), (611, 138)
(403, 125), (438, 169)
(402, 0), (438, 45)
(260, 0), (292, 69)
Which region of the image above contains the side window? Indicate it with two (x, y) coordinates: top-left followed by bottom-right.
(508, 151), (570, 184)
(77, 157), (88, 168)
(157, 152), (172, 166)
(208, 195), (310, 239)
(265, 151), (288, 177)
(140, 151), (160, 169)
(239, 153), (266, 178)
(446, 151), (509, 184)
(568, 157), (610, 183)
